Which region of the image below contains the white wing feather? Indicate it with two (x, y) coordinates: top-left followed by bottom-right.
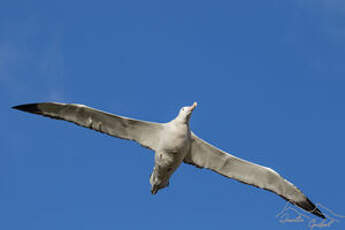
(184, 133), (325, 218)
(13, 102), (163, 151)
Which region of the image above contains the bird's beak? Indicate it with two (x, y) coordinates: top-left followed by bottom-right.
(190, 102), (197, 111)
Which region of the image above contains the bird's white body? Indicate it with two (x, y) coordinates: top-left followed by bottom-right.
(150, 119), (192, 194)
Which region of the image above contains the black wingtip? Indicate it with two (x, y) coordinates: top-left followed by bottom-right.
(297, 198), (326, 219)
(12, 103), (42, 114)
(312, 207), (326, 219)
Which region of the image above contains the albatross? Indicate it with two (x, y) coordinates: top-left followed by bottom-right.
(12, 102), (325, 219)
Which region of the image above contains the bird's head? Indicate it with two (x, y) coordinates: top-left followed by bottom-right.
(176, 102), (197, 123)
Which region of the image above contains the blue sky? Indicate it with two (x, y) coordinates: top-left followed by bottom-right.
(1, 0), (345, 229)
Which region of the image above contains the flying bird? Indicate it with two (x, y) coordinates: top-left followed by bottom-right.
(12, 102), (325, 219)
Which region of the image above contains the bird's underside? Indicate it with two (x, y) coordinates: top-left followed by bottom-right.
(12, 102), (325, 219)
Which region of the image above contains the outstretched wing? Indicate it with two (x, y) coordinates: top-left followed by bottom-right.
(13, 102), (163, 151)
(184, 133), (325, 219)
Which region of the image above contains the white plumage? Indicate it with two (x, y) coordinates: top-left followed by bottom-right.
(13, 102), (325, 219)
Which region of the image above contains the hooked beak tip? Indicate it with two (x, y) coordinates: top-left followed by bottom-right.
(191, 102), (197, 110)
